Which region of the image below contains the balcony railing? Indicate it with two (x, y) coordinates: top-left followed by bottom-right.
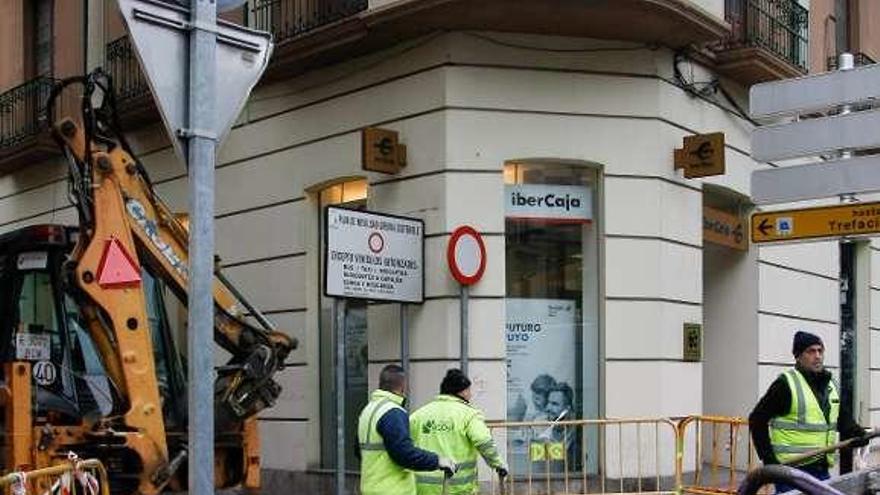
(0, 77), (56, 149)
(827, 52), (876, 71)
(724, 0), (809, 72)
(105, 36), (150, 103)
(249, 0), (368, 44)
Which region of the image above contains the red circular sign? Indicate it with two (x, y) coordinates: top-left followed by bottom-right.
(368, 232), (385, 253)
(447, 226), (486, 286)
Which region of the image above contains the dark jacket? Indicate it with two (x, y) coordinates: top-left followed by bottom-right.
(355, 406), (440, 471)
(748, 367), (863, 469)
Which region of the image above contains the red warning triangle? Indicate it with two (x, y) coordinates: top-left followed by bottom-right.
(97, 237), (142, 288)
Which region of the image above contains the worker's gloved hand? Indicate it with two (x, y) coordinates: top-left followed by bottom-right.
(437, 457), (458, 477)
(496, 466), (509, 478)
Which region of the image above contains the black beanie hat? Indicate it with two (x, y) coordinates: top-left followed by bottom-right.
(792, 331), (823, 357)
(440, 369), (472, 395)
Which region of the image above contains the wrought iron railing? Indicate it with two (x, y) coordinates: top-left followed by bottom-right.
(248, 0), (368, 44)
(0, 76), (56, 148)
(827, 52), (877, 71)
(724, 0), (809, 71)
(105, 36), (150, 102)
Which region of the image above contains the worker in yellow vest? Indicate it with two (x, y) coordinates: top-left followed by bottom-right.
(410, 369), (508, 495)
(357, 364), (458, 495)
(749, 331), (868, 493)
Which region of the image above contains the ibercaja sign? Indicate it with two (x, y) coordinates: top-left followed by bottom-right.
(505, 184), (592, 223)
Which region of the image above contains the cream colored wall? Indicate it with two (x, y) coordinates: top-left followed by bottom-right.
(0, 28), (865, 475)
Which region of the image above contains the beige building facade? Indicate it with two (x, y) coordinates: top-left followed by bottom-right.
(1, 0), (879, 486)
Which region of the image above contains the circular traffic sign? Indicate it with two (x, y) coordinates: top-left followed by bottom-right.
(447, 226), (486, 286)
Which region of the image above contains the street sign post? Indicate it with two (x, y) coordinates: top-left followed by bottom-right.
(751, 108), (880, 162)
(752, 154), (880, 205)
(750, 61), (880, 119)
(115, 0), (272, 164)
(751, 201), (880, 244)
(323, 207), (425, 495)
(446, 226), (487, 375)
(749, 53), (880, 204)
(113, 2), (274, 494)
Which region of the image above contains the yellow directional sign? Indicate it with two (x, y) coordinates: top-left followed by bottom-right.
(751, 201), (880, 243)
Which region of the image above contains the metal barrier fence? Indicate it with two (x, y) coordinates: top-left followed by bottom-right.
(478, 416), (776, 495)
(485, 418), (680, 495)
(677, 416), (764, 495)
(0, 457), (109, 495)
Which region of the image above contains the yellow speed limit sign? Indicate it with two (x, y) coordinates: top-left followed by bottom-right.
(751, 201), (880, 244)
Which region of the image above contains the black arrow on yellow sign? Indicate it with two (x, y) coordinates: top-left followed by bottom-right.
(757, 218), (772, 236)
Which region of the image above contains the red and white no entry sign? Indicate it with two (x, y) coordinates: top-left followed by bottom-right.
(447, 226), (486, 286)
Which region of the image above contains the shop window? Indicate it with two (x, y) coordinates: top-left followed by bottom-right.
(504, 162), (600, 473)
(317, 178), (368, 469)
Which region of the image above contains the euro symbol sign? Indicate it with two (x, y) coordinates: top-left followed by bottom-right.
(375, 137), (393, 156)
(690, 141), (713, 163)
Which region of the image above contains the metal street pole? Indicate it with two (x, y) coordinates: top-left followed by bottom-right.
(186, 1), (217, 494)
(334, 298), (347, 495)
(460, 285), (469, 375)
(836, 52), (858, 475)
(401, 303), (410, 398)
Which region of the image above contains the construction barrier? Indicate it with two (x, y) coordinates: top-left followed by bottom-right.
(484, 417), (680, 495)
(0, 456), (109, 495)
(677, 416), (764, 495)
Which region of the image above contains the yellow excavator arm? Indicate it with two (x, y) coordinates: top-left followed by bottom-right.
(35, 70), (296, 493)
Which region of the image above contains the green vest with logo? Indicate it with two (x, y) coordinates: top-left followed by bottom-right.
(410, 395), (505, 495)
(769, 369), (839, 466)
(358, 389), (416, 495)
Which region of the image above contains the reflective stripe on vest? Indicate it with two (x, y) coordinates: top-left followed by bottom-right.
(769, 369), (839, 466)
(358, 390), (416, 495)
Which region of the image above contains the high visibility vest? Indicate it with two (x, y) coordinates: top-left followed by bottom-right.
(410, 395), (505, 495)
(769, 369), (839, 466)
(358, 389), (416, 495)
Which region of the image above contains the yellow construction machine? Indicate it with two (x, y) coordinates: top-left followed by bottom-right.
(0, 70), (296, 494)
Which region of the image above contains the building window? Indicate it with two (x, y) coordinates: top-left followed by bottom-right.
(32, 0), (53, 77)
(504, 162), (600, 472)
(317, 178), (368, 469)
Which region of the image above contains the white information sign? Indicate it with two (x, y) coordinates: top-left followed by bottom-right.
(505, 185), (592, 222)
(16, 333), (51, 361)
(325, 207), (424, 303)
(17, 252), (48, 270)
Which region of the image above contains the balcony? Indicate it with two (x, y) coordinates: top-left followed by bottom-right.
(255, 0), (730, 79)
(105, 36), (158, 127)
(249, 0), (368, 45)
(0, 77), (59, 173)
(713, 0), (808, 85)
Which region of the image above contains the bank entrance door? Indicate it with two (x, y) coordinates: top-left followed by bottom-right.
(503, 162), (600, 474)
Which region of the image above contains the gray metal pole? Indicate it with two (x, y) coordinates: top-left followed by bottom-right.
(460, 285), (468, 375)
(335, 298), (347, 495)
(838, 51), (857, 475)
(401, 303), (409, 398)
(186, 1), (217, 494)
